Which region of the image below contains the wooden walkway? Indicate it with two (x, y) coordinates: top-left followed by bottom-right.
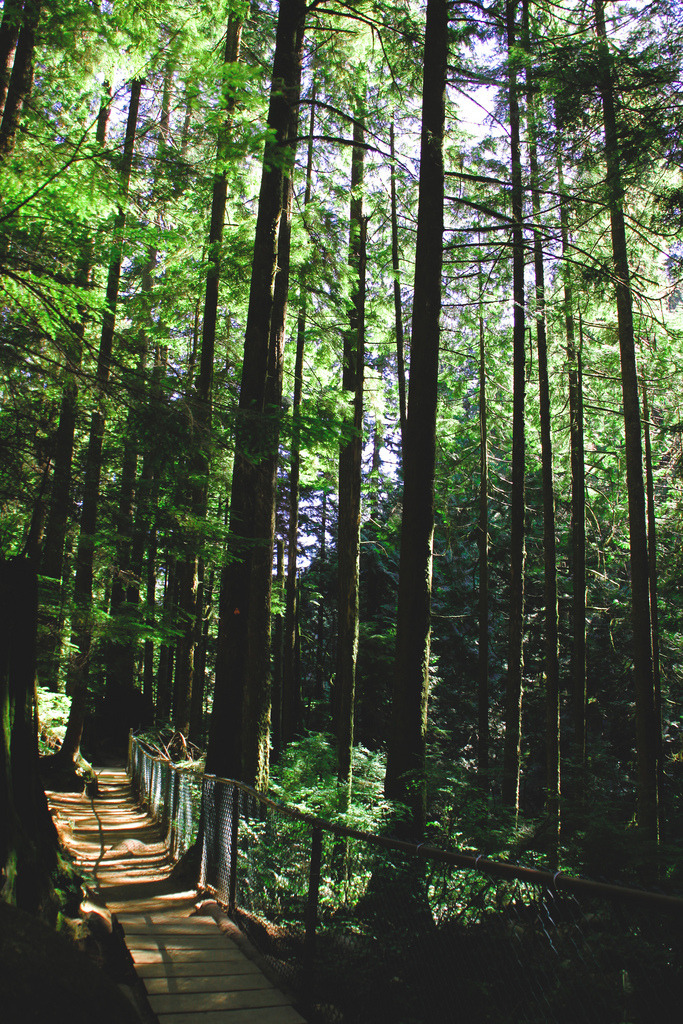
(47, 767), (306, 1024)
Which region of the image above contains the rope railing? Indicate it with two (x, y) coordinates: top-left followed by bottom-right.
(128, 734), (683, 1023)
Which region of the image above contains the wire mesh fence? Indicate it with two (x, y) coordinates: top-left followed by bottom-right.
(129, 735), (683, 1023)
(128, 733), (201, 859)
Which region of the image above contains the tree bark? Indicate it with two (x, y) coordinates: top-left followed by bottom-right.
(314, 488), (328, 706)
(208, 0), (306, 786)
(384, 0), (448, 832)
(0, 0), (23, 119)
(1, 557), (59, 911)
(190, 562), (212, 740)
(241, 165), (296, 791)
(336, 106), (366, 790)
(390, 118), (408, 450)
(557, 141), (587, 773)
(524, 2), (559, 855)
(42, 83), (111, 585)
(174, 15), (243, 740)
(593, 0), (659, 840)
(0, 0), (40, 159)
(642, 378), (664, 824)
(501, 0), (527, 811)
(156, 555), (176, 723)
(59, 81), (141, 764)
(282, 80), (316, 746)
(272, 542), (285, 757)
(39, 87), (111, 694)
(477, 258), (489, 787)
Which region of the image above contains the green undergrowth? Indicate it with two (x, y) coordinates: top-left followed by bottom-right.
(269, 733), (394, 835)
(36, 687), (71, 754)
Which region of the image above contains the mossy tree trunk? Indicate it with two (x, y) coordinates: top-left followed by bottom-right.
(1, 557), (59, 912)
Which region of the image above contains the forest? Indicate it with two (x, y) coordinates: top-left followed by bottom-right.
(2, 0), (683, 921)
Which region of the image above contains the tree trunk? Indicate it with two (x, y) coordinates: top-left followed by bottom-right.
(642, 378), (664, 825)
(174, 15), (243, 742)
(384, 0), (448, 833)
(557, 142), (587, 773)
(390, 118), (408, 450)
(593, 0), (659, 840)
(143, 514), (158, 709)
(1, 557), (59, 912)
(190, 563), (212, 740)
(208, 0), (306, 786)
(241, 165), (297, 791)
(127, 345), (166, 702)
(156, 555), (177, 723)
(0, 0), (23, 119)
(501, 0), (527, 811)
(282, 81), (315, 746)
(314, 488), (328, 707)
(59, 80), (142, 764)
(272, 543), (285, 758)
(524, 3), (559, 856)
(0, 0), (40, 159)
(39, 88), (111, 692)
(477, 259), (489, 787)
(337, 105), (366, 791)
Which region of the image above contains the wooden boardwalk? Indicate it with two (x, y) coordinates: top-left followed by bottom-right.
(48, 767), (306, 1024)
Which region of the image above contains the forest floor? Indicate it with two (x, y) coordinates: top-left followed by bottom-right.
(47, 767), (307, 1024)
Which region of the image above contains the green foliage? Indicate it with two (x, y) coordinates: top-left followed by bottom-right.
(270, 732), (393, 833)
(37, 687), (72, 753)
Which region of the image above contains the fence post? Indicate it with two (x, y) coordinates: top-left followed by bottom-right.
(229, 785), (240, 914)
(304, 824), (323, 972)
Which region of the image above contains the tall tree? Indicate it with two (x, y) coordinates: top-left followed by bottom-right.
(390, 118), (408, 449)
(208, 0), (306, 788)
(336, 102), (366, 790)
(1, 557), (59, 911)
(0, 0), (40, 159)
(174, 12), (244, 738)
(281, 79), (316, 746)
(56, 79), (142, 765)
(557, 135), (587, 773)
(501, 0), (527, 810)
(476, 254), (489, 787)
(384, 0), (448, 831)
(642, 377), (664, 823)
(593, 0), (659, 839)
(524, 0), (560, 851)
(0, 0), (23, 119)
(39, 83), (112, 692)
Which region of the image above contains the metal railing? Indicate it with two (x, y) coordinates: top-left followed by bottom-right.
(128, 734), (683, 1023)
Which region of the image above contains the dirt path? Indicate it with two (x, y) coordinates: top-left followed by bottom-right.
(48, 767), (306, 1024)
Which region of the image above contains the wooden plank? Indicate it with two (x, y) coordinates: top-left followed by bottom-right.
(149, 988), (289, 1014)
(136, 960), (256, 979)
(128, 935), (232, 950)
(145, 974), (272, 995)
(131, 947), (246, 964)
(50, 770), (308, 1022)
(156, 1007), (307, 1024)
(118, 919), (219, 933)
